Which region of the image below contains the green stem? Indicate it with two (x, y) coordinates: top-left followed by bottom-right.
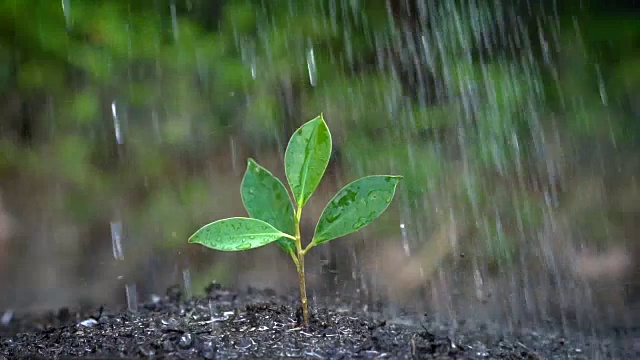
(294, 206), (309, 326)
(289, 250), (299, 268)
(280, 233), (297, 241)
(301, 241), (315, 256)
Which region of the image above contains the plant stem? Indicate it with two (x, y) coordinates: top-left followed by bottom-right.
(281, 233), (297, 241)
(289, 251), (299, 268)
(302, 242), (315, 256)
(294, 206), (309, 326)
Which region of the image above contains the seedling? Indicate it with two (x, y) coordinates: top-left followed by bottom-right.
(188, 114), (402, 326)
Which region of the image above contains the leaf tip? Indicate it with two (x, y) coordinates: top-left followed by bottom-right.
(187, 234), (197, 244)
(318, 113), (329, 129)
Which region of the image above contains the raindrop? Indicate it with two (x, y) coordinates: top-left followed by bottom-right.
(170, 0), (179, 41)
(230, 137), (239, 174)
(306, 46), (317, 87)
(250, 62), (257, 80)
(110, 221), (124, 261)
(61, 0), (71, 29)
(111, 100), (123, 145)
(208, 298), (217, 324)
(182, 268), (192, 299)
(473, 260), (484, 301)
(0, 309), (13, 326)
(236, 243), (252, 250)
(125, 283), (138, 313)
(595, 64), (608, 106)
(400, 223), (410, 256)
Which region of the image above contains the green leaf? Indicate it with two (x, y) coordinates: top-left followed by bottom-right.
(241, 158), (296, 254)
(284, 114), (332, 207)
(188, 217), (290, 251)
(312, 175), (402, 244)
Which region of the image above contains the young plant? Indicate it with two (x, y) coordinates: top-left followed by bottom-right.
(188, 114), (402, 326)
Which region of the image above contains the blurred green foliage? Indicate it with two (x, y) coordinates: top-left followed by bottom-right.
(0, 0), (638, 280)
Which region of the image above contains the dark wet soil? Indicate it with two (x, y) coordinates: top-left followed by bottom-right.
(0, 284), (637, 359)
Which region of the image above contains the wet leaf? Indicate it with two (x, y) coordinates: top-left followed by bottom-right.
(188, 217), (288, 251)
(312, 175), (402, 245)
(284, 114), (332, 207)
(241, 158), (296, 254)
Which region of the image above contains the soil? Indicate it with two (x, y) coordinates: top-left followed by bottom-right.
(0, 284), (637, 359)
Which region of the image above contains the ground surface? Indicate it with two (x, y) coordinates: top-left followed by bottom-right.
(0, 284), (637, 359)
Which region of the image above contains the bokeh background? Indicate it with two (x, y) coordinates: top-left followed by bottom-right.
(0, 0), (638, 333)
